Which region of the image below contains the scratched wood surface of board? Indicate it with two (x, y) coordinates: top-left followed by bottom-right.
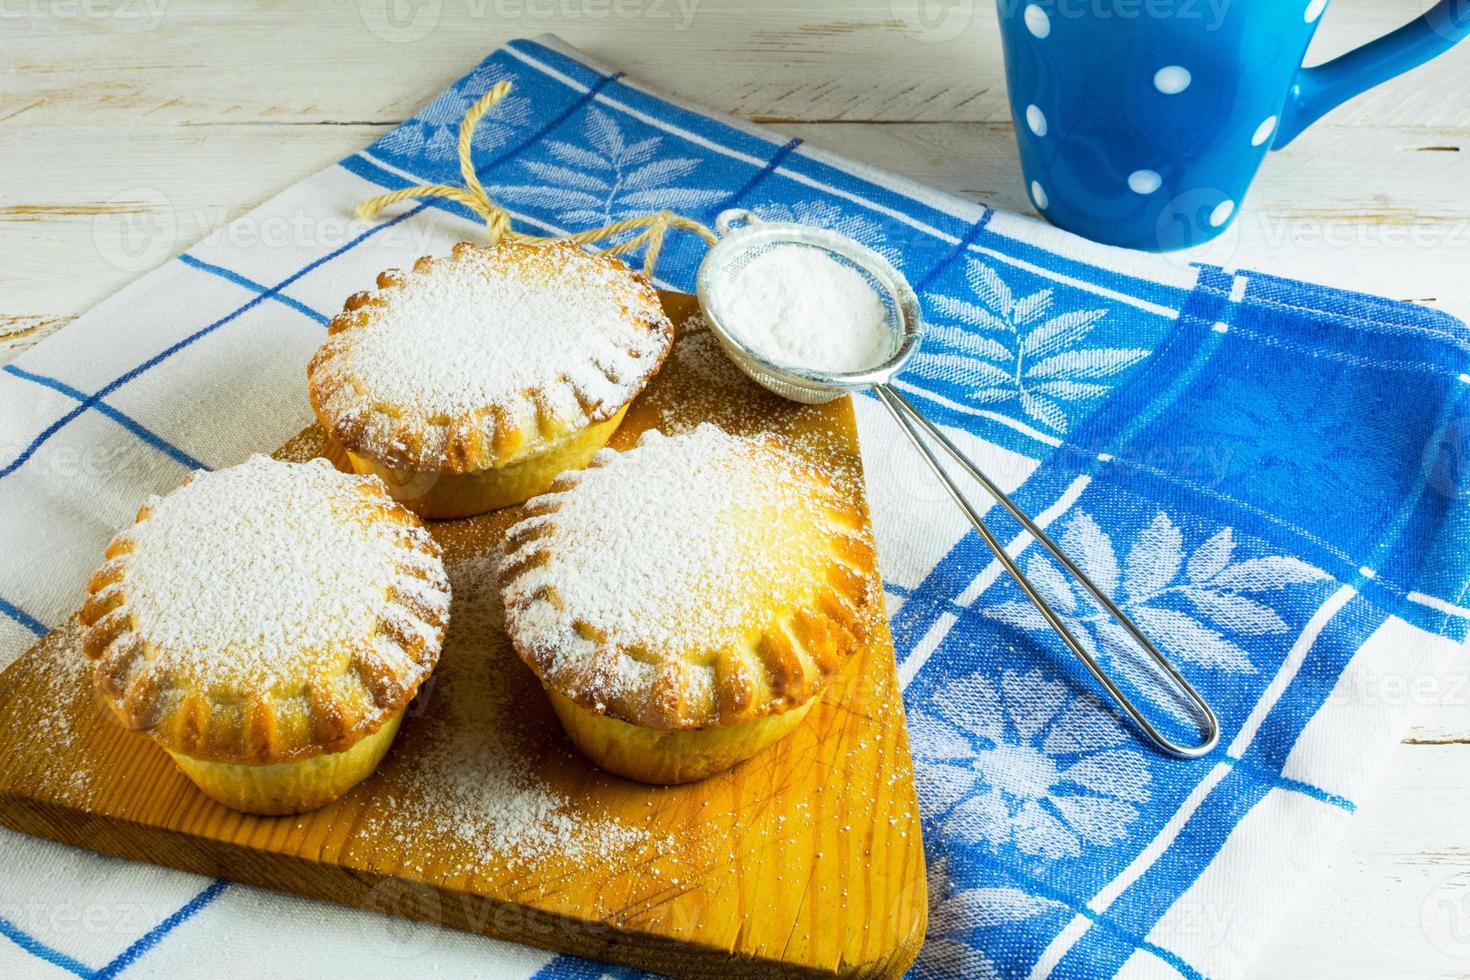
(0, 294), (927, 979)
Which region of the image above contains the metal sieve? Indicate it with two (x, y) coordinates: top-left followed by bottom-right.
(696, 209), (1219, 758)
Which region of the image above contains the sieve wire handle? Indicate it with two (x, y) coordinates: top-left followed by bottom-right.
(873, 384), (1220, 759)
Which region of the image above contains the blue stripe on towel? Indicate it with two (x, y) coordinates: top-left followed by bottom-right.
(2, 365), (206, 472)
(92, 880), (229, 980)
(0, 204), (427, 482)
(0, 914), (92, 978)
(0, 595), (46, 636)
(177, 254), (329, 325)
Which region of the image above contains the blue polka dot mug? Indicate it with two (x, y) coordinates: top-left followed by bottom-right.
(997, 1), (1470, 250)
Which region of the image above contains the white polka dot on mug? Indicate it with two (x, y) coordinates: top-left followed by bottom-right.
(1129, 170), (1163, 194)
(1023, 4), (1050, 38)
(1026, 105), (1047, 136)
(1252, 116), (1279, 147)
(1154, 66), (1192, 94)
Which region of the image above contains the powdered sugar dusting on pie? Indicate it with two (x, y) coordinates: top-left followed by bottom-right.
(81, 455), (449, 756)
(308, 240), (672, 472)
(499, 423), (877, 730)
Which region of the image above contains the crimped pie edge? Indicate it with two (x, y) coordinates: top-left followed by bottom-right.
(78, 461), (450, 765)
(498, 431), (880, 732)
(306, 239), (674, 476)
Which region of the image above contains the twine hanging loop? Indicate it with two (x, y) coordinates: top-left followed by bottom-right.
(356, 81), (718, 276)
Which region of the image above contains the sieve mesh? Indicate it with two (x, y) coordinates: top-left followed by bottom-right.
(694, 210), (923, 405)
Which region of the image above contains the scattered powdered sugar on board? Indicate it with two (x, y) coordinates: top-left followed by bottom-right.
(665, 323), (757, 403)
(15, 626), (97, 802)
(364, 543), (654, 872)
(112, 455), (443, 697)
(723, 244), (893, 373)
(647, 322), (866, 495)
(654, 320), (785, 437)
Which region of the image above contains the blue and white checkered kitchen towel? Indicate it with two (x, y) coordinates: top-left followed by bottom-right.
(2, 35), (1467, 980)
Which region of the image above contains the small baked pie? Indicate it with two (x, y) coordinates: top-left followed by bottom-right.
(499, 424), (878, 784)
(79, 455), (449, 815)
(306, 239), (674, 519)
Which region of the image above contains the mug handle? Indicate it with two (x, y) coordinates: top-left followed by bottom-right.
(1275, 0), (1470, 147)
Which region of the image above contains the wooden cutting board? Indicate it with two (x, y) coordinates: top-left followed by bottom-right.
(0, 293), (926, 978)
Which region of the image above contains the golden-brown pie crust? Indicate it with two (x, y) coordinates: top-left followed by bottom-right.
(80, 457), (449, 766)
(498, 426), (879, 735)
(306, 239), (673, 477)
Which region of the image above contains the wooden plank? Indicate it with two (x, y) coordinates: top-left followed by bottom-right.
(3, 1), (1466, 129)
(1255, 742), (1470, 979)
(0, 294), (927, 978)
(3, 2), (1466, 327)
(2, 120), (1465, 328)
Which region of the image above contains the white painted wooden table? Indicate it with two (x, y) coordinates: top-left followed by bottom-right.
(2, 2), (1467, 976)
